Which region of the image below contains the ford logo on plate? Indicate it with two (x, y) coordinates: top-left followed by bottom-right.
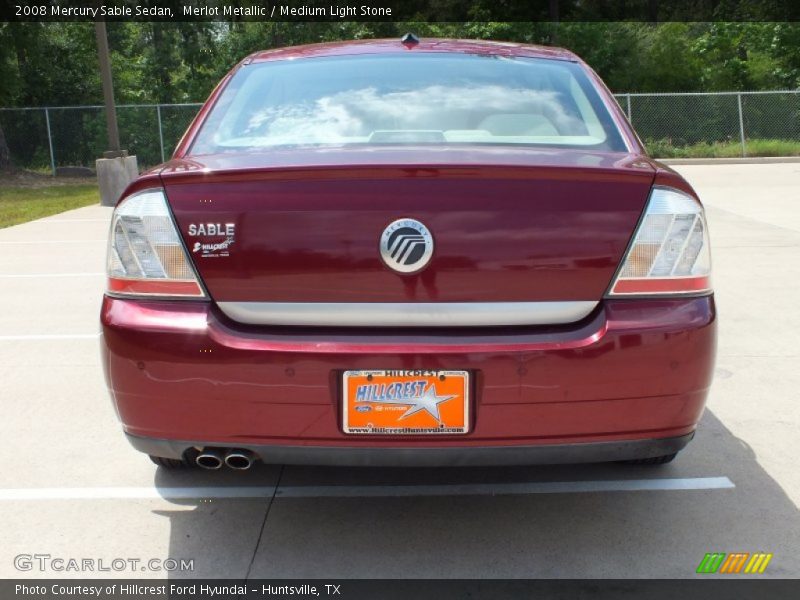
(355, 405), (372, 413)
(379, 218), (434, 274)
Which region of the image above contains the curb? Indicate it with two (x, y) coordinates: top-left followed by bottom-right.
(660, 157), (800, 165)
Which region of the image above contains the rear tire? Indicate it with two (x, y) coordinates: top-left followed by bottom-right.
(149, 455), (189, 469)
(623, 452), (678, 465)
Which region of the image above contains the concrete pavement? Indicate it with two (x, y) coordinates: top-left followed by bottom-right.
(0, 164), (798, 579)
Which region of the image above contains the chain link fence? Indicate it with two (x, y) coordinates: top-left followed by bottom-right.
(0, 103), (201, 174)
(1, 91), (798, 173)
(613, 90), (800, 158)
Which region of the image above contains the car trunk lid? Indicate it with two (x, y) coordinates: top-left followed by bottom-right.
(161, 147), (655, 314)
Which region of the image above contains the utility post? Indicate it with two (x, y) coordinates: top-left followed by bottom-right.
(94, 20), (137, 207)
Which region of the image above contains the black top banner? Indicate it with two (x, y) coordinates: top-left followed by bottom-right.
(1, 0), (799, 22)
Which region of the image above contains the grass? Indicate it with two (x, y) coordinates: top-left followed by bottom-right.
(647, 138), (800, 159)
(0, 183), (99, 229)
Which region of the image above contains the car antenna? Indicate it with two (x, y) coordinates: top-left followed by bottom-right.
(401, 33), (420, 48)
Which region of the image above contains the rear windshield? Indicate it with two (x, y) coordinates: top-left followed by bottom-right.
(190, 53), (627, 154)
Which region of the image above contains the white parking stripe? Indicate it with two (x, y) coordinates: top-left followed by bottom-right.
(0, 272), (104, 278)
(0, 477), (734, 501)
(0, 240), (105, 244)
(0, 487), (276, 501)
(276, 476), (735, 498)
(0, 334), (100, 341)
(38, 219), (110, 223)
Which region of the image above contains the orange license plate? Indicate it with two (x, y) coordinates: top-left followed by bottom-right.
(343, 370), (469, 435)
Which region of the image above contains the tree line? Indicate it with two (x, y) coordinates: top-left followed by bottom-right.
(1, 21), (799, 168)
(3, 21), (799, 107)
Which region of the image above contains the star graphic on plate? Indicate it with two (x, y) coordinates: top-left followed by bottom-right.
(398, 384), (457, 422)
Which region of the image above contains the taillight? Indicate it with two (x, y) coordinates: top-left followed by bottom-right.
(608, 186), (711, 296)
(106, 188), (205, 298)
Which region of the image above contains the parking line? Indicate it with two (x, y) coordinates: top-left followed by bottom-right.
(0, 487), (276, 501)
(37, 219), (110, 223)
(0, 334), (100, 341)
(275, 476), (735, 498)
(0, 240), (106, 245)
(0, 272), (104, 278)
(0, 477), (734, 501)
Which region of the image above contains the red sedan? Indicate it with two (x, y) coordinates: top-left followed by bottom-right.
(101, 37), (715, 470)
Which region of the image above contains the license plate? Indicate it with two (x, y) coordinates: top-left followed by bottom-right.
(343, 370), (469, 435)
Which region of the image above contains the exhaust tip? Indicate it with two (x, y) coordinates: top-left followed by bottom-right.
(196, 449), (224, 470)
(225, 449), (254, 471)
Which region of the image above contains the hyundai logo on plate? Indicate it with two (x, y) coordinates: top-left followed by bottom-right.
(379, 218), (434, 273)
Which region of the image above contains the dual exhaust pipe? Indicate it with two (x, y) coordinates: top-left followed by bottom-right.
(195, 448), (255, 471)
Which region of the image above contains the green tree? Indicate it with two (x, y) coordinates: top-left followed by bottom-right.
(635, 23), (703, 92)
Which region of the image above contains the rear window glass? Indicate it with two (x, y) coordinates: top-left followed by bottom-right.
(191, 53), (627, 154)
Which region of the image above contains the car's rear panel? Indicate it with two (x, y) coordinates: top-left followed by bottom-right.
(160, 148), (655, 306)
(102, 149), (718, 460)
(102, 295), (715, 447)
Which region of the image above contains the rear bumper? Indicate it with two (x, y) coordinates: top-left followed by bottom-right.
(101, 295), (716, 463)
(126, 432), (695, 467)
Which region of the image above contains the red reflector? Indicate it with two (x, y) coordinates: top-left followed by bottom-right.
(108, 277), (204, 297)
(612, 276), (711, 295)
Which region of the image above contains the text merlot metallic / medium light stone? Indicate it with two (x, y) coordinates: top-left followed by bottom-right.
(180, 5), (392, 18)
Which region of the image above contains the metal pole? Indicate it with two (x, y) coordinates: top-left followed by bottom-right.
(156, 104), (165, 163)
(94, 21), (122, 156)
(737, 92), (747, 157)
(626, 94), (632, 121)
(44, 108), (56, 176)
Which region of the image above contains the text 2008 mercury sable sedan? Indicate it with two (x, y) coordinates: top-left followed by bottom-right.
(100, 37), (716, 470)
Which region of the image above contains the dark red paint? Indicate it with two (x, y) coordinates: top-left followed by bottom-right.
(103, 39), (716, 459)
(161, 149), (655, 303)
(102, 296), (715, 446)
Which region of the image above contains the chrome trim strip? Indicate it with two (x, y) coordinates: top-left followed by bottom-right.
(216, 301), (598, 327)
